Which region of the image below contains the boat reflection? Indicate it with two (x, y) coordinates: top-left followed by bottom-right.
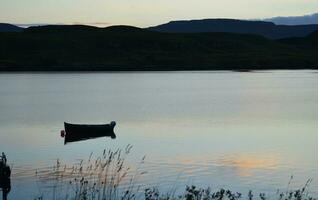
(61, 121), (117, 144)
(0, 178), (10, 200)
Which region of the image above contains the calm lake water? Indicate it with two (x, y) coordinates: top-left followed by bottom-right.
(1, 70), (318, 199)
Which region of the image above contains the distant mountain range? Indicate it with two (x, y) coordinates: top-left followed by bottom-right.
(148, 19), (318, 39)
(1, 25), (318, 71)
(265, 13), (318, 25)
(0, 23), (23, 32)
(2, 17), (318, 39)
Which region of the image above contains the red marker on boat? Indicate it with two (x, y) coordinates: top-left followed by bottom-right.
(60, 130), (66, 137)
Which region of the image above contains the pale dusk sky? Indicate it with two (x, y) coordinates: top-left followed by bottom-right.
(1, 0), (318, 27)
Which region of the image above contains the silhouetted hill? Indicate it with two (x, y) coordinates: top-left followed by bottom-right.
(308, 31), (318, 41)
(25, 25), (100, 33)
(265, 13), (318, 25)
(25, 25), (145, 33)
(105, 25), (145, 32)
(0, 25), (318, 71)
(278, 30), (318, 47)
(148, 19), (318, 39)
(0, 23), (23, 32)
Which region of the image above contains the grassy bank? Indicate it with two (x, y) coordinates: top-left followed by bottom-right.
(34, 146), (316, 200)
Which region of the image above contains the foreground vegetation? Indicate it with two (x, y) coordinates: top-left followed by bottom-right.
(1, 25), (318, 71)
(33, 145), (317, 200)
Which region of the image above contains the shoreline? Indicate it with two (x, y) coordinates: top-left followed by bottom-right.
(0, 66), (318, 72)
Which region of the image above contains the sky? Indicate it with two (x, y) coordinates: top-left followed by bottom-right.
(1, 0), (318, 27)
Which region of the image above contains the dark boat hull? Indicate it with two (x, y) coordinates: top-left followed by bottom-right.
(0, 153), (11, 198)
(64, 122), (116, 144)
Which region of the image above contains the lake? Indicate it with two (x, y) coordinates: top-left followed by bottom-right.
(1, 70), (318, 199)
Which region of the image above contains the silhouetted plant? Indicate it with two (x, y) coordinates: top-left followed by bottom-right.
(35, 144), (146, 200)
(34, 146), (317, 200)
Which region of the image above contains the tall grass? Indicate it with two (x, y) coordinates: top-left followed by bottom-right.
(34, 146), (317, 200)
(35, 144), (146, 200)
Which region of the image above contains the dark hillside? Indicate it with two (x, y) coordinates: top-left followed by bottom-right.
(278, 30), (318, 48)
(25, 25), (100, 33)
(148, 19), (318, 39)
(0, 25), (317, 71)
(0, 23), (23, 32)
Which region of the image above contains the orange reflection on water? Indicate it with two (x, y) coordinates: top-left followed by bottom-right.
(219, 154), (279, 177)
(170, 153), (280, 178)
(166, 153), (280, 177)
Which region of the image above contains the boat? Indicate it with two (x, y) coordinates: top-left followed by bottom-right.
(0, 153), (11, 199)
(0, 153), (10, 179)
(61, 121), (117, 144)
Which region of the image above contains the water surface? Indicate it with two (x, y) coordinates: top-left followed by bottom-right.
(0, 70), (318, 199)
